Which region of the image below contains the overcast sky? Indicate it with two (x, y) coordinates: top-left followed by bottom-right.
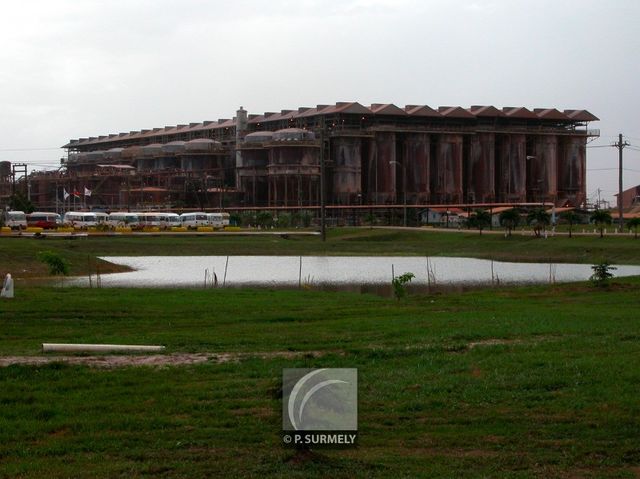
(1, 0), (638, 204)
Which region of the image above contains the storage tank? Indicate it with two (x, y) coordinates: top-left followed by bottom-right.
(0, 161), (10, 178)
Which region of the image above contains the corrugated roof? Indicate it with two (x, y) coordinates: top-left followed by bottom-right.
(564, 110), (599, 122)
(534, 108), (570, 121)
(404, 105), (441, 117)
(502, 107), (539, 119)
(468, 105), (505, 117)
(369, 103), (407, 115)
(438, 106), (476, 119)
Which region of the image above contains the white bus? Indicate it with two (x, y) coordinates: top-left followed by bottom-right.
(207, 212), (230, 228)
(27, 212), (61, 229)
(4, 211), (27, 230)
(137, 212), (163, 228)
(94, 212), (109, 224)
(180, 212), (209, 229)
(159, 213), (181, 229)
(106, 212), (140, 228)
(63, 212), (98, 228)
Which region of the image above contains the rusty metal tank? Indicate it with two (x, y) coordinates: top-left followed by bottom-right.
(0, 161), (11, 178)
(529, 135), (558, 203)
(496, 134), (526, 202)
(466, 133), (495, 203)
(267, 129), (320, 206)
(402, 133), (430, 204)
(331, 137), (362, 204)
(431, 134), (463, 204)
(557, 136), (586, 206)
(366, 131), (396, 204)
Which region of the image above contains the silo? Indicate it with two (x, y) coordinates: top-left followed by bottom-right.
(529, 135), (558, 204)
(431, 134), (463, 204)
(236, 131), (274, 206)
(496, 134), (526, 203)
(268, 129), (320, 207)
(466, 133), (495, 203)
(402, 133), (430, 204)
(366, 131), (396, 204)
(331, 136), (362, 204)
(557, 136), (586, 207)
(0, 161), (12, 179)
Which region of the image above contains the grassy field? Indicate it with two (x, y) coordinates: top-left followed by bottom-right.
(1, 227), (639, 280)
(1, 280), (639, 478)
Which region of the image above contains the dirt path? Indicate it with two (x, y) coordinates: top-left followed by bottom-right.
(0, 350), (328, 368)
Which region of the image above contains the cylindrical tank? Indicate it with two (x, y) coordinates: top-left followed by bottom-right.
(0, 161), (11, 177)
(466, 133), (495, 203)
(244, 131), (275, 144)
(432, 134), (463, 204)
(496, 134), (526, 202)
(161, 141), (186, 154)
(273, 128), (315, 141)
(557, 136), (586, 207)
(403, 133), (430, 204)
(530, 135), (558, 203)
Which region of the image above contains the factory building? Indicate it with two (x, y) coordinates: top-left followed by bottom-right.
(13, 102), (598, 212)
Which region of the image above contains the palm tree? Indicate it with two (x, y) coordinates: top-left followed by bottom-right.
(590, 209), (612, 238)
(527, 208), (551, 238)
(469, 209), (492, 235)
(627, 217), (640, 239)
(560, 210), (581, 238)
(499, 209), (520, 237)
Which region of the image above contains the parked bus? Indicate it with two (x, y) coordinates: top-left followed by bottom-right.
(180, 212), (209, 229)
(94, 212), (109, 224)
(106, 212), (140, 228)
(137, 212), (163, 228)
(27, 212), (61, 229)
(159, 213), (181, 229)
(63, 212), (98, 228)
(3, 211), (27, 230)
(207, 212), (230, 228)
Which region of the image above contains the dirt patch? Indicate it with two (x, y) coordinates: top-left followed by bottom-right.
(0, 350), (329, 368)
(468, 338), (525, 349)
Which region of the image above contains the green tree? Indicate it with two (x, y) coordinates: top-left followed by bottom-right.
(527, 208), (551, 238)
(626, 217), (640, 239)
(9, 192), (34, 213)
(37, 251), (69, 286)
(499, 209), (520, 237)
(590, 209), (612, 238)
(468, 209), (492, 235)
(391, 272), (415, 301)
(560, 210), (581, 238)
(589, 261), (616, 287)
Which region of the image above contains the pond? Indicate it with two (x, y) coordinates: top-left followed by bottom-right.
(71, 256), (640, 289)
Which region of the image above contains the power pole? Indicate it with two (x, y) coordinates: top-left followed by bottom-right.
(614, 134), (629, 232)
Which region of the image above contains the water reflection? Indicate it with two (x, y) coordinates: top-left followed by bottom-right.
(70, 256), (640, 289)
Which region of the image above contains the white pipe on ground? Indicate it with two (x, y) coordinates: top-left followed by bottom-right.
(42, 343), (165, 353)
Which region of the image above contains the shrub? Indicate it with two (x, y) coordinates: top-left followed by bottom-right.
(589, 262), (616, 287)
(392, 272), (415, 301)
(37, 251), (69, 277)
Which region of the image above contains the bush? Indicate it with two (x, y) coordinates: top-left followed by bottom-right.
(37, 251), (69, 276)
(392, 272), (415, 301)
(589, 262), (616, 287)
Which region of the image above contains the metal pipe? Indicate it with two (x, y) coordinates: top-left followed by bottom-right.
(42, 343), (165, 353)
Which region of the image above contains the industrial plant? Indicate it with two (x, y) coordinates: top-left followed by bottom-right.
(1, 102), (599, 219)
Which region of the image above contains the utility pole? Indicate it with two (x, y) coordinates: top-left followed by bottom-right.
(614, 134), (629, 232)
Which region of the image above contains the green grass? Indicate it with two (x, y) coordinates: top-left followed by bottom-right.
(1, 281), (640, 477)
(2, 227), (640, 280)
